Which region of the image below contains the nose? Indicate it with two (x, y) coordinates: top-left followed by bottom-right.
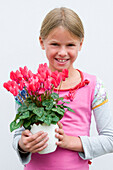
(58, 46), (67, 57)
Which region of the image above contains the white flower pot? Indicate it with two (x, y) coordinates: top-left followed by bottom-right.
(30, 123), (58, 154)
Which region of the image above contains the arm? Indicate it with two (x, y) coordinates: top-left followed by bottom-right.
(12, 103), (31, 165)
(12, 126), (32, 165)
(79, 102), (113, 160)
(12, 103), (33, 165)
(13, 103), (49, 165)
(55, 121), (84, 152)
(55, 78), (113, 160)
(79, 77), (113, 160)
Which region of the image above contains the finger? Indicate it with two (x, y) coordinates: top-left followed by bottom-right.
(23, 132), (48, 152)
(31, 136), (49, 153)
(55, 134), (63, 141)
(55, 128), (64, 135)
(33, 143), (48, 153)
(31, 136), (49, 152)
(57, 121), (63, 129)
(30, 132), (48, 146)
(22, 130), (32, 137)
(27, 131), (45, 143)
(56, 141), (62, 146)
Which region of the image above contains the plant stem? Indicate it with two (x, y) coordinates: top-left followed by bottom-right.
(24, 87), (35, 104)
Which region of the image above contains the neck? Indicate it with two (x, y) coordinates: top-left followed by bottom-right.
(60, 68), (81, 89)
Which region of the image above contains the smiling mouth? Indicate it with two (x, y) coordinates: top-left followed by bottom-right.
(55, 58), (69, 63)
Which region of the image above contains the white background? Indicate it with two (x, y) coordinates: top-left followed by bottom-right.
(0, 0), (113, 169)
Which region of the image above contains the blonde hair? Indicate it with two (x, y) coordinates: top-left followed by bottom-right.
(40, 7), (84, 40)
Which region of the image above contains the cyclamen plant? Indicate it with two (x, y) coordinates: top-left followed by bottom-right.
(3, 63), (75, 132)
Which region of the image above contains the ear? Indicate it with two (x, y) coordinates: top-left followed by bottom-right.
(79, 38), (84, 51)
(39, 36), (45, 50)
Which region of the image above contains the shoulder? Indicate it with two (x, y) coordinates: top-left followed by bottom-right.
(82, 71), (97, 83)
(81, 71), (107, 105)
(81, 71), (97, 92)
(92, 77), (108, 110)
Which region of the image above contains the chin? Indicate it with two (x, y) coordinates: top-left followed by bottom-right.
(49, 63), (70, 72)
(56, 66), (68, 72)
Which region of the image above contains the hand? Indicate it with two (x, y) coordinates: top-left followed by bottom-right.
(18, 129), (49, 153)
(55, 121), (69, 149)
(55, 122), (83, 152)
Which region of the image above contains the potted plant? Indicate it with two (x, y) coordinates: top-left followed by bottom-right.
(3, 63), (75, 154)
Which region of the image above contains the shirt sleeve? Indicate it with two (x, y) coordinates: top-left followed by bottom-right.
(12, 103), (32, 165)
(79, 77), (113, 160)
(92, 77), (108, 110)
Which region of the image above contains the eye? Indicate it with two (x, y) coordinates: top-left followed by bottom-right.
(67, 43), (75, 46)
(51, 43), (59, 46)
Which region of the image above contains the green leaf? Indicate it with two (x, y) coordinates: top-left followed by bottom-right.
(26, 112), (34, 120)
(63, 106), (75, 113)
(52, 115), (59, 123)
(37, 115), (46, 122)
(42, 99), (54, 110)
(30, 115), (37, 124)
(19, 111), (30, 119)
(67, 107), (75, 113)
(28, 103), (36, 111)
(10, 120), (23, 132)
(51, 92), (59, 99)
(46, 110), (51, 115)
(23, 120), (31, 129)
(26, 125), (31, 130)
(63, 101), (70, 104)
(58, 98), (70, 104)
(57, 97), (64, 101)
(33, 107), (44, 117)
(52, 107), (65, 115)
(25, 97), (32, 104)
(44, 116), (52, 125)
(17, 104), (28, 113)
(42, 99), (53, 106)
(14, 113), (21, 121)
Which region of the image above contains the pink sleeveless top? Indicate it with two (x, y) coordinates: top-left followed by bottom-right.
(24, 70), (96, 170)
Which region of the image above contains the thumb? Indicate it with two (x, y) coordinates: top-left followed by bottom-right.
(22, 129), (32, 137)
(57, 121), (63, 129)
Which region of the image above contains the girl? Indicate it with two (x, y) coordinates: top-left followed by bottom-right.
(13, 7), (113, 170)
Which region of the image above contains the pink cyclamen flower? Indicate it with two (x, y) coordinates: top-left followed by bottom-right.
(56, 72), (63, 86)
(3, 63), (69, 98)
(19, 81), (26, 91)
(51, 70), (59, 80)
(3, 81), (11, 91)
(15, 70), (23, 82)
(4, 80), (19, 96)
(10, 71), (17, 81)
(37, 73), (46, 83)
(10, 70), (23, 84)
(38, 63), (51, 79)
(19, 66), (28, 79)
(28, 70), (33, 78)
(9, 86), (19, 96)
(62, 69), (68, 80)
(10, 81), (19, 96)
(51, 78), (58, 88)
(46, 69), (51, 78)
(44, 79), (52, 90)
(35, 82), (40, 91)
(29, 83), (36, 92)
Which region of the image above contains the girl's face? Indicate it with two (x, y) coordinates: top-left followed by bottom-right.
(39, 26), (83, 72)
